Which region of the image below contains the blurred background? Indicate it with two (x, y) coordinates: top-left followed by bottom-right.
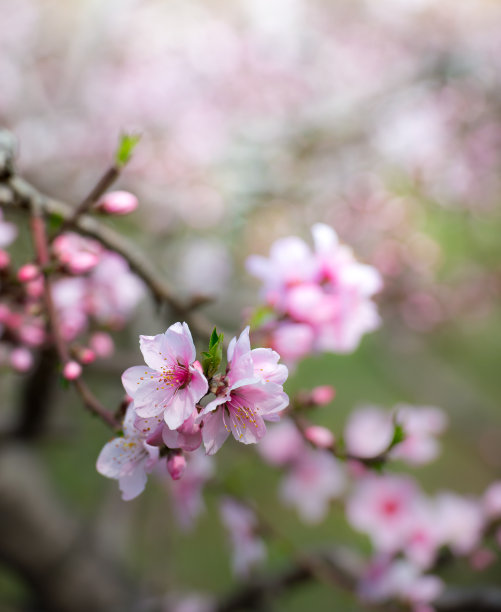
(1, 0), (501, 610)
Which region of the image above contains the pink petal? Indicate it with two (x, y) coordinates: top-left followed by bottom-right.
(164, 322), (196, 365)
(122, 365), (158, 397)
(229, 410), (266, 445)
(164, 387), (197, 430)
(119, 464), (148, 500)
(139, 333), (171, 370)
(188, 366), (209, 403)
(96, 437), (145, 479)
(251, 348), (288, 385)
(202, 410), (230, 455)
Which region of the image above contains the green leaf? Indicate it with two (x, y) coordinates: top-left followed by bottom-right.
(48, 211), (64, 233)
(202, 328), (224, 378)
(209, 327), (219, 350)
(249, 305), (275, 330)
(115, 133), (141, 168)
(389, 423), (406, 449)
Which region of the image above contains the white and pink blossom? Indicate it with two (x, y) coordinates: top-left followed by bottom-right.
(198, 327), (288, 455)
(122, 322), (208, 430)
(96, 403), (159, 500)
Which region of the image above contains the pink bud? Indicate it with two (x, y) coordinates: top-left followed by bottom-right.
(304, 425), (334, 449)
(19, 324), (45, 346)
(66, 252), (100, 275)
(10, 347), (33, 372)
(25, 277), (45, 298)
(97, 191), (138, 215)
(167, 452), (186, 481)
(63, 360), (82, 380)
(311, 385), (336, 405)
(79, 347), (96, 364)
(18, 264), (40, 283)
(0, 249), (10, 269)
(89, 332), (114, 358)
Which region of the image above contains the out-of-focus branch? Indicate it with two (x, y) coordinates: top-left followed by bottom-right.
(0, 442), (137, 612)
(59, 165), (120, 232)
(14, 346), (59, 439)
(215, 550), (501, 612)
(215, 548), (398, 612)
(435, 587), (501, 611)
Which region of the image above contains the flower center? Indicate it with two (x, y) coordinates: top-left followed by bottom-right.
(159, 362), (191, 389)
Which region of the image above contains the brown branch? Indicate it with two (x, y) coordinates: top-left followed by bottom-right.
(59, 165), (120, 232)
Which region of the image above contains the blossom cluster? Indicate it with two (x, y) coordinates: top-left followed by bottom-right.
(97, 323), (289, 499)
(347, 474), (501, 610)
(0, 213), (144, 375)
(247, 224), (382, 365)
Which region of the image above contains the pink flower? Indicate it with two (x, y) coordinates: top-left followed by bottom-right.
(52, 233), (101, 274)
(122, 322), (208, 430)
(269, 322), (315, 364)
(344, 406), (394, 459)
(280, 448), (345, 523)
(97, 190), (138, 215)
(198, 327), (289, 455)
(247, 224), (382, 363)
(89, 331), (115, 358)
(347, 474), (420, 552)
(134, 409), (202, 452)
(96, 403), (159, 500)
(391, 405), (448, 465)
(359, 557), (443, 608)
(258, 420), (305, 466)
(219, 497), (266, 576)
(87, 252), (144, 324)
(10, 347), (33, 372)
(434, 492), (484, 554)
(246, 236), (315, 309)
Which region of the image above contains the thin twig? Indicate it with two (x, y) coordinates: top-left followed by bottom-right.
(58, 165), (120, 233)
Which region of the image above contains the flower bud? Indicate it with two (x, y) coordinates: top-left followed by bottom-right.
(167, 452), (186, 481)
(304, 425), (334, 449)
(26, 277), (45, 299)
(18, 264), (40, 283)
(10, 347), (33, 372)
(311, 385), (335, 405)
(89, 332), (114, 358)
(79, 347), (96, 364)
(19, 324), (45, 346)
(63, 360), (82, 380)
(97, 191), (138, 215)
